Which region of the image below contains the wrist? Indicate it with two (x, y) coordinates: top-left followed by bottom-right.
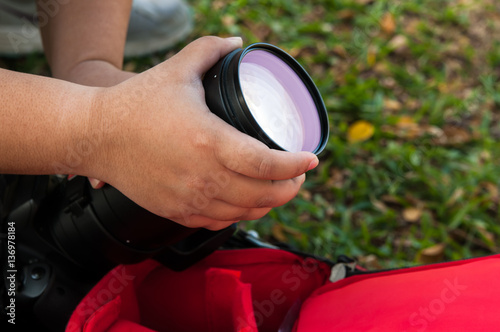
(50, 85), (103, 177)
(60, 60), (136, 87)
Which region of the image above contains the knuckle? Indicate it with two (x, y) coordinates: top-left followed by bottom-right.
(233, 208), (251, 221)
(196, 36), (220, 49)
(193, 130), (214, 150)
(249, 207), (272, 220)
(255, 195), (275, 208)
(257, 157), (274, 178)
(294, 174), (306, 186)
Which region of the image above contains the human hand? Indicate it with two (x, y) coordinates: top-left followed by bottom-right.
(80, 36), (319, 231)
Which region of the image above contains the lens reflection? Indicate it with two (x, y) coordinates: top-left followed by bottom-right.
(239, 62), (304, 152)
(239, 50), (321, 153)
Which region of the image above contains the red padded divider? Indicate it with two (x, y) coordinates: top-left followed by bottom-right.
(294, 254), (500, 332)
(67, 248), (331, 332)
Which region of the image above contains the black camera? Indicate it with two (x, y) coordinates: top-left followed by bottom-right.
(1, 175), (236, 331)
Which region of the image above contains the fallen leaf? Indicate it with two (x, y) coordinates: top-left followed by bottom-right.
(347, 120), (375, 143)
(355, 0), (375, 4)
(326, 205), (336, 217)
(358, 254), (383, 270)
(332, 44), (348, 58)
(212, 0), (225, 10)
(298, 188), (312, 201)
(417, 243), (446, 264)
(371, 196), (388, 213)
(476, 225), (496, 250)
(404, 18), (419, 35)
(446, 187), (465, 206)
(272, 224), (302, 242)
(271, 224), (287, 242)
(221, 15), (236, 27)
(367, 45), (377, 66)
(382, 116), (421, 139)
(326, 168), (346, 189)
(381, 195), (401, 205)
(403, 207), (423, 222)
(384, 98), (403, 112)
(477, 182), (500, 202)
(396, 116), (417, 128)
(380, 12), (396, 35)
(480, 150), (491, 163)
(441, 125), (473, 145)
(382, 116), (445, 141)
(387, 34), (408, 53)
(483, 182), (499, 200)
(373, 62), (390, 75)
(337, 9), (356, 20)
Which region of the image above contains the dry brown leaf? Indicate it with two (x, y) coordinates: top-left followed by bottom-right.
(384, 98), (403, 112)
(476, 225), (496, 251)
(298, 188), (312, 201)
(355, 0), (375, 4)
(271, 224), (287, 242)
(212, 0), (225, 10)
(358, 254), (383, 270)
(481, 182), (499, 201)
(403, 18), (419, 35)
(446, 187), (465, 206)
(373, 62), (390, 75)
(326, 205), (336, 217)
(382, 116), (445, 141)
(441, 125), (473, 145)
(423, 125), (444, 138)
(332, 45), (348, 58)
(337, 9), (356, 20)
(326, 168), (346, 189)
(221, 15), (236, 27)
(371, 197), (388, 213)
(418, 243), (446, 264)
(380, 12), (396, 35)
(387, 35), (408, 53)
(396, 116), (417, 128)
(381, 195), (401, 205)
(480, 150), (492, 163)
(403, 207), (423, 222)
(406, 98), (420, 110)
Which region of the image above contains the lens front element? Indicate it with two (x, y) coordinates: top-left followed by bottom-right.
(239, 49), (322, 153)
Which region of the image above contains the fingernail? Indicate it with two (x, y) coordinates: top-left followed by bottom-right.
(307, 157), (319, 171)
(226, 36), (243, 46)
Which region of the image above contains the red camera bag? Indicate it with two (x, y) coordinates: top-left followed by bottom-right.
(66, 249), (500, 332)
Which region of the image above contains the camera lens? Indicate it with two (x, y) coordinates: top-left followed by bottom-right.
(203, 43), (328, 155)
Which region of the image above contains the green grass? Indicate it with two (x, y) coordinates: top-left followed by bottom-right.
(3, 0), (499, 268)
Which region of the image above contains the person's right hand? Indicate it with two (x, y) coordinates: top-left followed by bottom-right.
(78, 36), (319, 231)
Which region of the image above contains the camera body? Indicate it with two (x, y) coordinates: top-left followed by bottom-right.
(2, 175), (235, 330)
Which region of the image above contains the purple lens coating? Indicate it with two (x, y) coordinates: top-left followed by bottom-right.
(239, 50), (321, 152)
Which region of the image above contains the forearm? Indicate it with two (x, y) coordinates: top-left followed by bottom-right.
(0, 68), (100, 175)
(38, 0), (134, 87)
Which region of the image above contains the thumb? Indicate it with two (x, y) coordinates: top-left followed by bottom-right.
(172, 36), (243, 77)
